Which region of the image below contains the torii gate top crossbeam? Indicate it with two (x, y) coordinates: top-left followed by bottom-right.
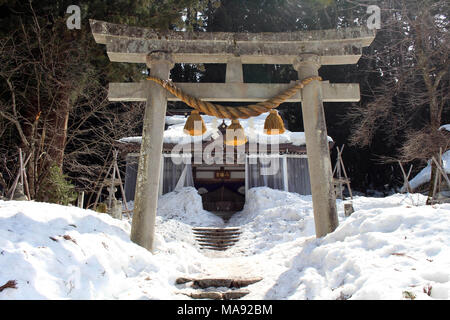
(90, 20), (375, 65)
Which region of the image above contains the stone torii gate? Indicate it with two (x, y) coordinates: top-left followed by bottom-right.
(90, 20), (375, 251)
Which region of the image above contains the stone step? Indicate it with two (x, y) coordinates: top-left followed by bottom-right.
(198, 246), (235, 251)
(195, 234), (239, 240)
(184, 290), (250, 300)
(176, 277), (263, 289)
(194, 231), (240, 236)
(199, 247), (230, 251)
(193, 227), (241, 250)
(193, 231), (241, 237)
(193, 227), (240, 231)
(198, 245), (237, 250)
(196, 238), (240, 244)
(176, 276), (262, 300)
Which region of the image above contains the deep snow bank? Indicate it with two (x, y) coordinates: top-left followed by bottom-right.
(228, 187), (317, 253)
(156, 187), (223, 227)
(0, 193), (216, 300)
(1, 189), (449, 300)
(229, 192), (450, 300)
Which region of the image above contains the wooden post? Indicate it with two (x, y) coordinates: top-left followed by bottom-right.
(21, 166), (31, 201)
(77, 191), (85, 208)
(437, 148), (443, 195)
(431, 156), (450, 189)
(9, 149), (31, 201)
(344, 202), (354, 217)
(114, 162), (131, 218)
(91, 150), (131, 218)
(338, 146), (353, 200)
(398, 161), (413, 193)
(18, 149), (31, 200)
(8, 153), (31, 200)
(93, 161), (114, 210)
(114, 159), (131, 219)
(429, 150), (450, 204)
(111, 199), (123, 220)
(19, 148), (24, 186)
(108, 151), (117, 209)
(8, 172), (20, 200)
(432, 160), (440, 201)
(130, 52), (173, 251)
(293, 54), (338, 238)
(336, 148), (344, 200)
(86, 159), (110, 209)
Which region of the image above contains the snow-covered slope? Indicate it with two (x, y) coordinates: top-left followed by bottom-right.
(0, 191), (219, 300)
(239, 193), (450, 299)
(227, 187), (317, 253)
(157, 187), (224, 227)
(1, 189), (449, 300)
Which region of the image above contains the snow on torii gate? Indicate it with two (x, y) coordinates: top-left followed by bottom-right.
(90, 20), (375, 251)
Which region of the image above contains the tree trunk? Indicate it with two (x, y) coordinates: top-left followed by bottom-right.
(46, 104), (70, 169)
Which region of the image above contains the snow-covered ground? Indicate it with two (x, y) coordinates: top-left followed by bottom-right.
(1, 187), (449, 300)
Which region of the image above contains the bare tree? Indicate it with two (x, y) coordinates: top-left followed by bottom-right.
(347, 0), (449, 200)
(0, 5), (145, 203)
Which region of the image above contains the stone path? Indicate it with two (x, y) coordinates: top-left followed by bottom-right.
(174, 227), (267, 300)
(176, 276), (263, 300)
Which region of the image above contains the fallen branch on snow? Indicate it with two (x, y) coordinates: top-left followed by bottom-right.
(0, 280), (18, 292)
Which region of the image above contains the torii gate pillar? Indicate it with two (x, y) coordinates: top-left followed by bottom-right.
(130, 52), (174, 251)
(294, 54), (339, 237)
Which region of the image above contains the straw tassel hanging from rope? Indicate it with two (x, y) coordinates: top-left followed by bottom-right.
(264, 110), (286, 135)
(183, 110), (207, 136)
(224, 119), (247, 146)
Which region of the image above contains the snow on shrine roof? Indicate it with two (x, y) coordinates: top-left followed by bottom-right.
(119, 113), (334, 146)
(408, 149), (450, 190)
(439, 124), (450, 132)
